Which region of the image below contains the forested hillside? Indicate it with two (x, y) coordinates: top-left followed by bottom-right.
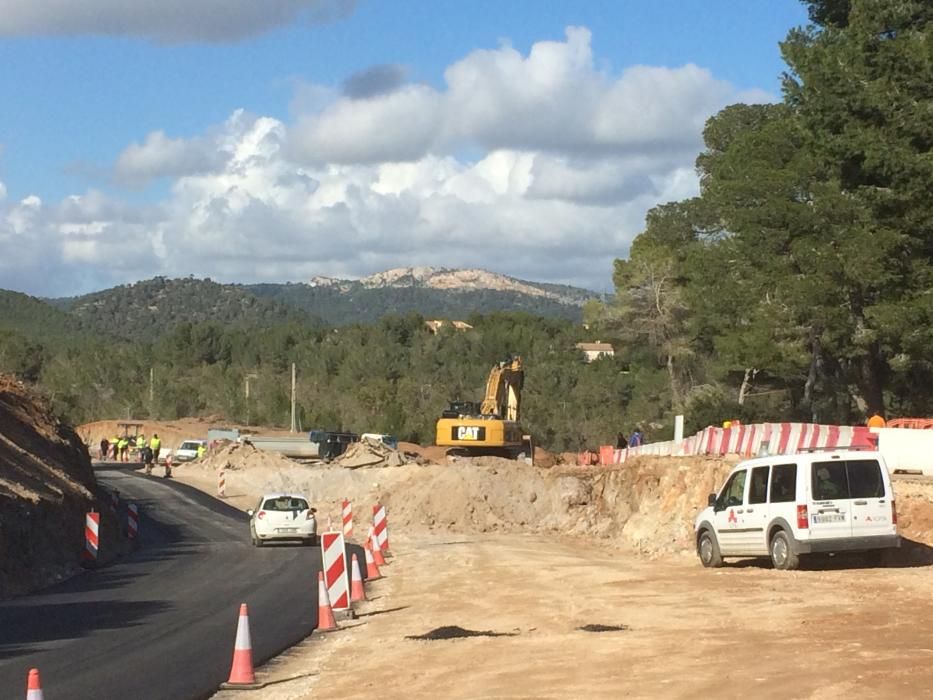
(244, 283), (585, 325)
(52, 277), (313, 339)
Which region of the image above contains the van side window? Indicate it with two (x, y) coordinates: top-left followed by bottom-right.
(717, 470), (747, 509)
(769, 463), (797, 503)
(847, 460), (884, 498)
(749, 466), (769, 504)
(812, 461), (848, 500)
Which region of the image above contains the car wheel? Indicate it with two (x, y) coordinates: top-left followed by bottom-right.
(770, 530), (799, 570)
(698, 529), (723, 568)
(250, 528), (262, 547)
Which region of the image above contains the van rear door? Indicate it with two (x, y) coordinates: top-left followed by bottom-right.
(847, 459), (895, 537)
(809, 459), (852, 539)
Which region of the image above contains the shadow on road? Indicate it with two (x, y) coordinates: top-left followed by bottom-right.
(0, 598), (172, 660)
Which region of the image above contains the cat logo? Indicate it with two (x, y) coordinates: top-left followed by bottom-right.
(456, 426), (481, 441)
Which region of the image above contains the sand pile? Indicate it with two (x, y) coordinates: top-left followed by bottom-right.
(198, 441), (296, 472)
(334, 438), (418, 469)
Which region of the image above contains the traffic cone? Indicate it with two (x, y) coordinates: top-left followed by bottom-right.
(350, 553), (366, 602)
(364, 542), (383, 580)
(226, 603), (257, 686)
(26, 668), (43, 700)
(317, 571), (338, 631)
(369, 530), (387, 566)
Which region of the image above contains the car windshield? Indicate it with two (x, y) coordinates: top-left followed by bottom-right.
(263, 497), (309, 511)
(180, 442), (201, 450)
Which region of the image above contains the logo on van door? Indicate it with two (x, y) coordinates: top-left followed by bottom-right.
(728, 510), (737, 525)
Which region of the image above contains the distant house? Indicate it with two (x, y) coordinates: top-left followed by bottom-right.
(425, 319), (474, 334)
(576, 341), (615, 363)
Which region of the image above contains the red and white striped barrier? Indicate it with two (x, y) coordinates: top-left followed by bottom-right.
(218, 469), (226, 498)
(342, 499), (353, 538)
(588, 422), (876, 466)
(127, 503), (139, 539)
(85, 511), (100, 562)
(320, 532), (350, 611)
(373, 504), (388, 552)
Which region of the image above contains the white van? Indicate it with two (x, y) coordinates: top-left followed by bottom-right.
(694, 449), (899, 570)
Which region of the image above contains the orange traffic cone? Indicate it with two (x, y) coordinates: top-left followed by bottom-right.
(364, 542), (383, 580)
(350, 553), (366, 602)
(370, 530), (387, 566)
(26, 668), (43, 700)
(317, 571), (338, 632)
(226, 603), (257, 686)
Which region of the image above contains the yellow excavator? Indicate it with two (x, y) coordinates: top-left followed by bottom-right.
(435, 355), (532, 459)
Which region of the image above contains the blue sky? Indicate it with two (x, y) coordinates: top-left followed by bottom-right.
(0, 0), (810, 296)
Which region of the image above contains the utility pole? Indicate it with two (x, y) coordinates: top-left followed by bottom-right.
(245, 372), (258, 426)
(290, 363), (297, 433)
(149, 367), (154, 410)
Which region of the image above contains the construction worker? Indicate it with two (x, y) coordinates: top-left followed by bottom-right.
(150, 433), (162, 464)
(110, 437), (120, 460)
(196, 442), (206, 460)
(118, 436), (129, 463)
(136, 434), (145, 451)
(867, 413), (886, 429)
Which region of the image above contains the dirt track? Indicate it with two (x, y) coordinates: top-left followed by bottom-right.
(206, 531), (933, 700)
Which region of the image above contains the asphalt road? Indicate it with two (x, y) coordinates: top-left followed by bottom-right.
(0, 467), (362, 699)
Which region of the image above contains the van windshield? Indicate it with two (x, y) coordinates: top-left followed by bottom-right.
(812, 459), (884, 500)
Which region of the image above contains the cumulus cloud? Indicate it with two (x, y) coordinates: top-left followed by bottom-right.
(0, 0), (357, 42)
(342, 64), (408, 99)
(288, 28), (737, 166)
(0, 26), (769, 297)
(114, 130), (229, 187)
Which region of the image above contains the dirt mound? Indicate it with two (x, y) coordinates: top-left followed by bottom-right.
(176, 450), (737, 556)
(0, 375), (118, 598)
(196, 441), (296, 472)
(335, 438), (415, 469)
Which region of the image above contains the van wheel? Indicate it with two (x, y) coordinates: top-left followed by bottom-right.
(770, 530), (799, 570)
(698, 530), (723, 568)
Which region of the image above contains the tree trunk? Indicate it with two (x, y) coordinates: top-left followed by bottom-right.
(857, 345), (886, 416)
(738, 368), (757, 406)
(667, 354), (681, 410)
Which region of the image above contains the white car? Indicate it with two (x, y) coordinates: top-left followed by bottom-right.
(173, 439), (207, 463)
(248, 494), (318, 547)
(695, 449), (899, 570)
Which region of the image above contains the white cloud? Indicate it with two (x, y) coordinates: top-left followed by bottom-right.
(0, 0), (357, 42)
(0, 26), (772, 297)
(114, 130), (228, 187)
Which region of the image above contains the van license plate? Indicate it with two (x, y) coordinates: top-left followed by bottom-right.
(277, 528), (298, 533)
(813, 514), (845, 524)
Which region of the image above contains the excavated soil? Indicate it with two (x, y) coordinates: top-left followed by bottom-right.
(0, 375), (122, 598)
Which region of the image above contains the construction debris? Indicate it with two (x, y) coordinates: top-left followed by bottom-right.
(334, 437), (418, 469)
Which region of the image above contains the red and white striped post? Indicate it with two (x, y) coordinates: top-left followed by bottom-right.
(320, 532), (350, 611)
(373, 503), (388, 553)
(127, 503), (139, 540)
(218, 468), (227, 498)
(342, 499), (353, 538)
(84, 511), (100, 563)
